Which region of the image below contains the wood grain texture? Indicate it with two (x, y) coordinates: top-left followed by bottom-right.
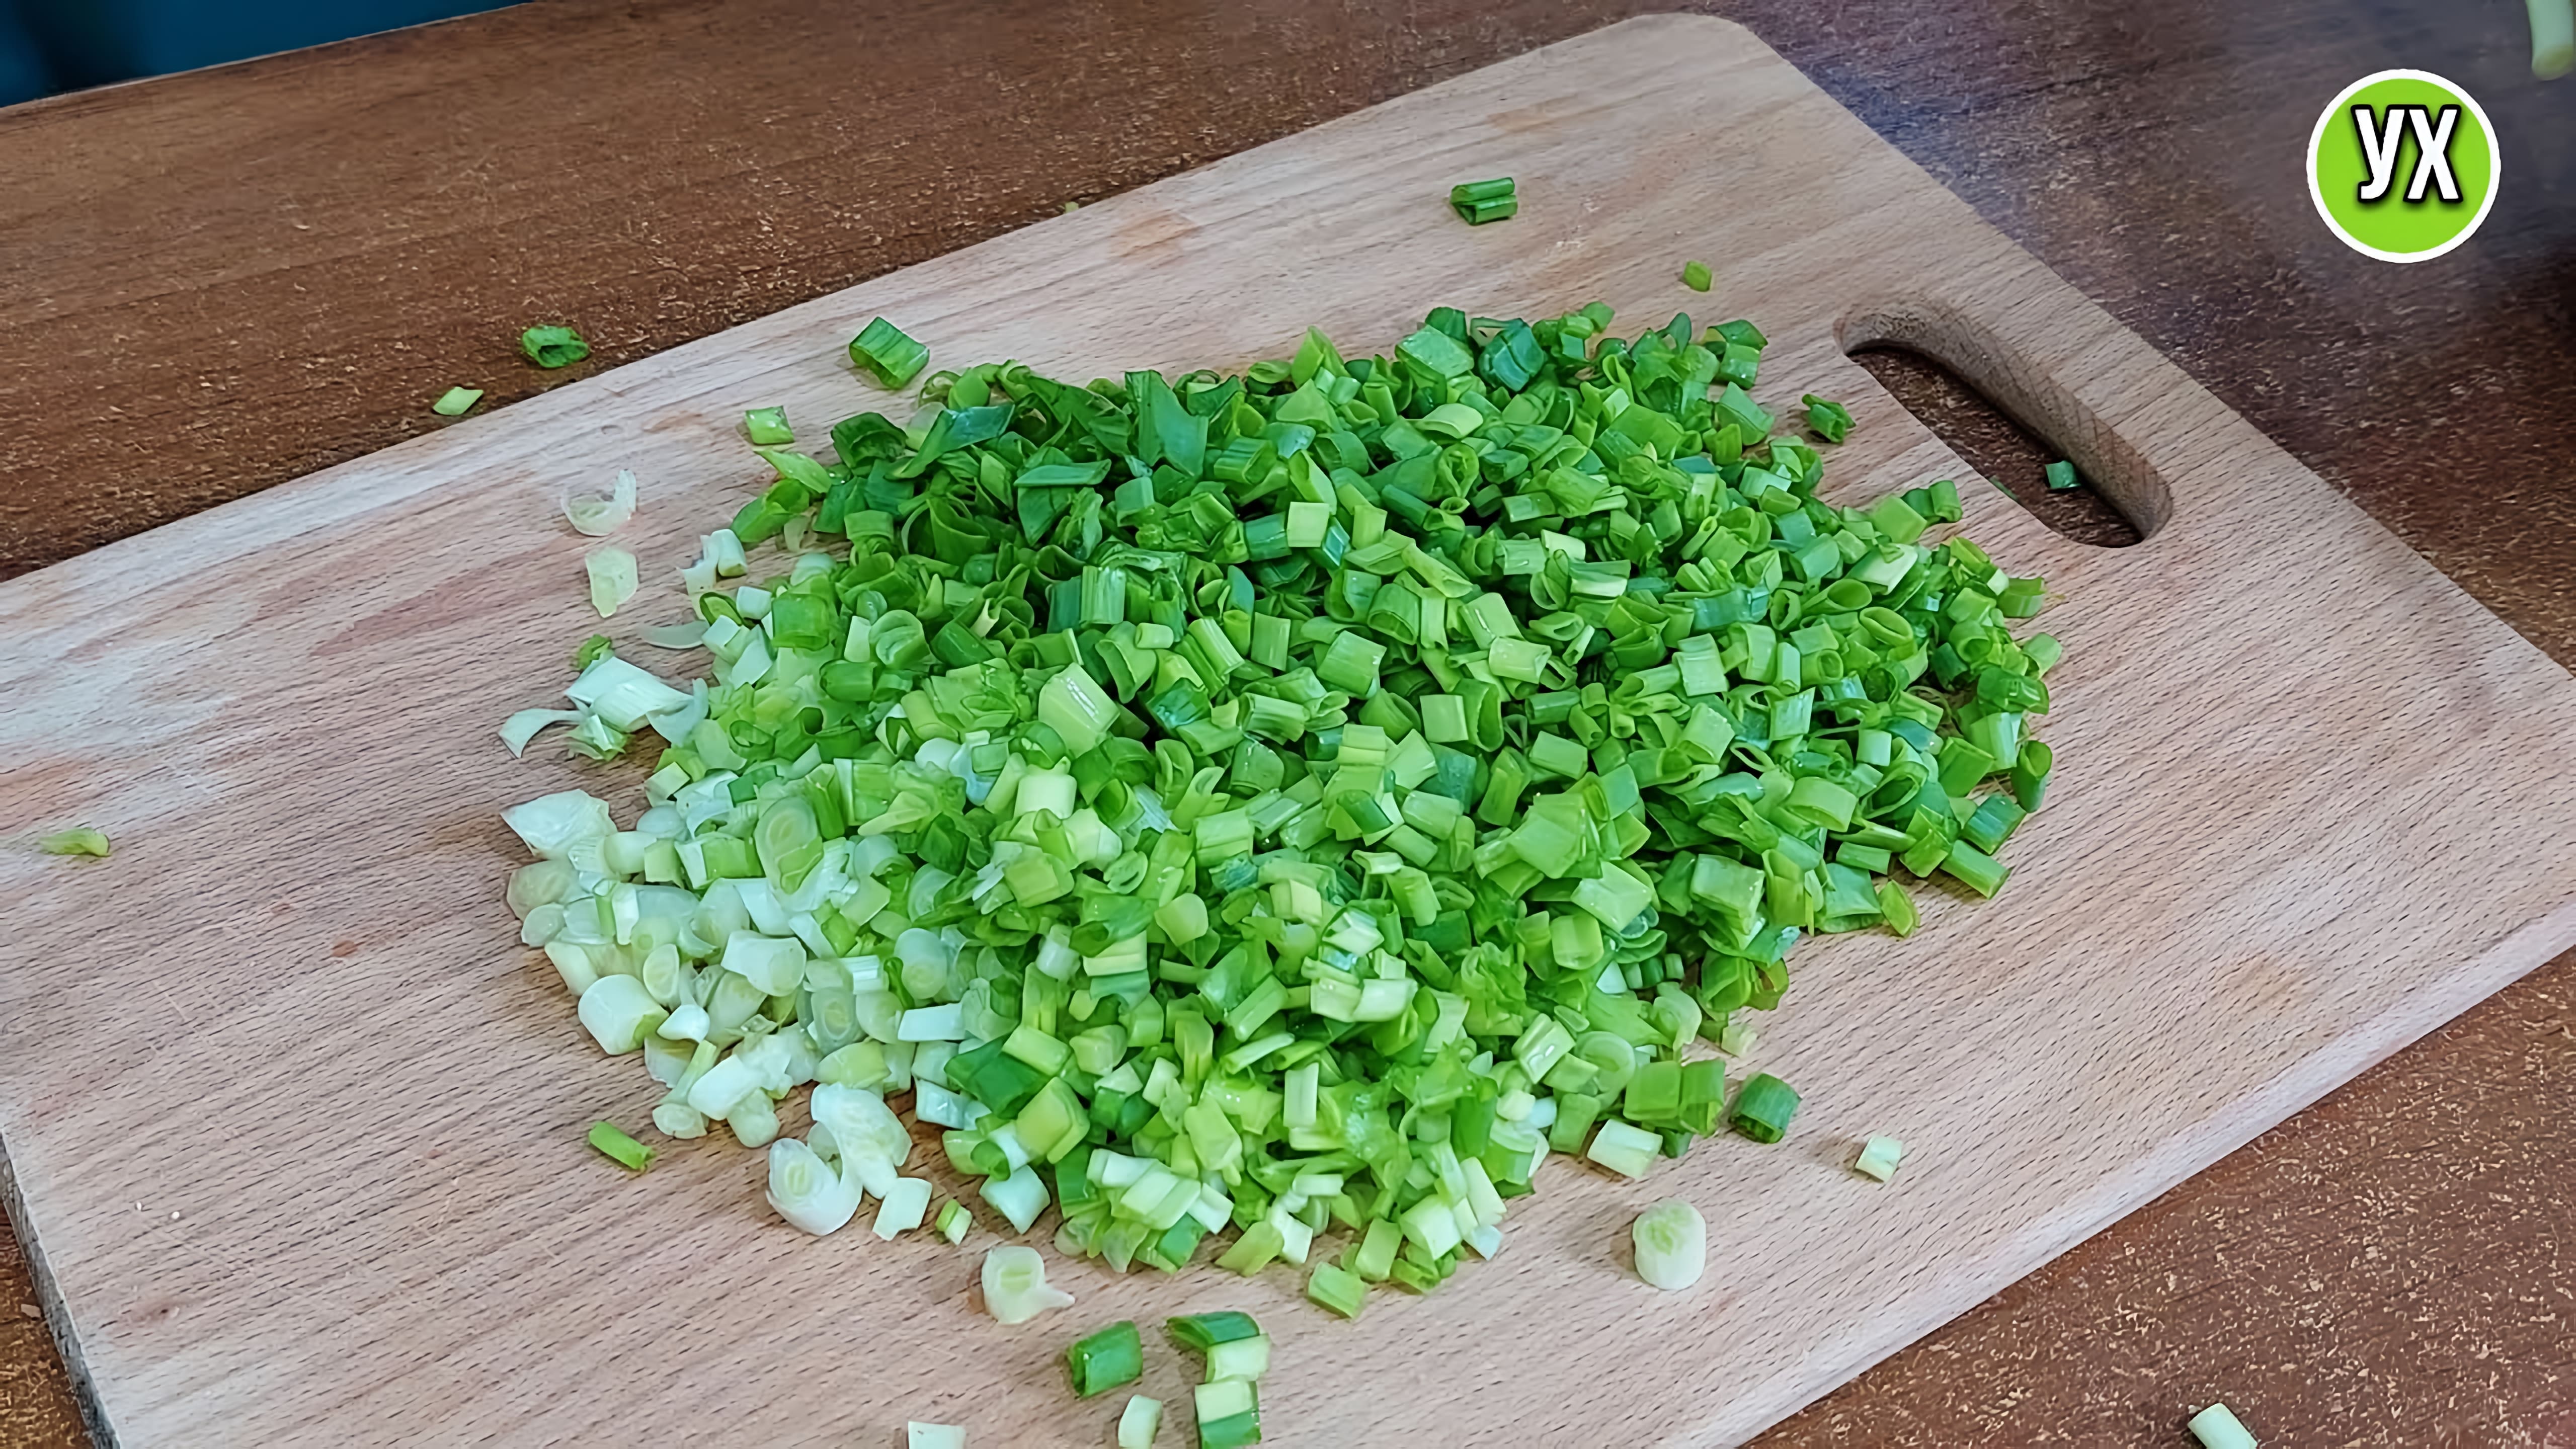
(5, 15), (2575, 1449)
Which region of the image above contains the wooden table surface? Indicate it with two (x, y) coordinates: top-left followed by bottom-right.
(3, 2), (2570, 1445)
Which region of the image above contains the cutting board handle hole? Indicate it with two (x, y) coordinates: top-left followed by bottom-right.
(1840, 302), (2161, 546)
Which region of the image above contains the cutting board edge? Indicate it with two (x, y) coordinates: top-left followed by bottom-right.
(0, 1130), (119, 1449)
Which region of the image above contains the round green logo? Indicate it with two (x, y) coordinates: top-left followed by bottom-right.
(2307, 69), (2499, 263)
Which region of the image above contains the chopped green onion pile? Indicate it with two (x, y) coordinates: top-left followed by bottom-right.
(521, 324), (591, 369)
(1448, 178), (1516, 225)
(433, 386), (485, 418)
(38, 828), (111, 858)
(500, 300), (2064, 1320)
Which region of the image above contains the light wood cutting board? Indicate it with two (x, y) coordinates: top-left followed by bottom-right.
(7, 16), (2575, 1448)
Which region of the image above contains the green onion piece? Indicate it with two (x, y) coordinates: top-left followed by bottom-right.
(1631, 1198), (1706, 1291)
(2187, 1403), (2258, 1449)
(743, 407), (793, 445)
(1447, 178), (1517, 225)
(850, 316), (931, 389)
(431, 386), (484, 417)
(1305, 1261), (1367, 1319)
(1192, 1380), (1261, 1449)
(1854, 1135), (1903, 1182)
(1166, 1311), (1263, 1351)
(936, 1199), (974, 1244)
(1802, 394), (1854, 444)
(1939, 839), (2010, 898)
(1117, 1396), (1165, 1449)
(907, 1424), (967, 1449)
(1066, 1321), (1145, 1397)
(982, 1244), (1075, 1324)
(586, 547), (639, 619)
(587, 1120), (653, 1171)
(2043, 459), (2078, 491)
(520, 325), (590, 368)
(1681, 261), (1713, 292)
(572, 634), (616, 670)
(1201, 1334), (1271, 1384)
(564, 468), (638, 536)
(38, 828), (111, 858)
(1585, 1119), (1662, 1179)
(2536, 0), (2575, 76)
(1728, 1073), (1801, 1144)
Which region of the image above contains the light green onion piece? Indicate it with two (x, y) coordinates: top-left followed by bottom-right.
(1305, 1261), (1366, 1320)
(1191, 1380), (1260, 1449)
(1854, 1135), (1903, 1182)
(585, 547), (638, 619)
(936, 1199), (973, 1243)
(520, 325), (589, 369)
(588, 1120), (653, 1171)
(565, 469), (638, 536)
(1631, 1198), (1705, 1291)
(2188, 1402), (2258, 1449)
(38, 828), (111, 858)
(1066, 1320), (1145, 1397)
(982, 1244), (1074, 1324)
(1681, 260), (1712, 292)
(2533, 0), (2573, 77)
(874, 1176), (933, 1238)
(907, 1424), (966, 1449)
(1200, 1334), (1270, 1384)
(1117, 1395), (1164, 1449)
(1586, 1119), (1661, 1179)
(744, 407), (794, 445)
(432, 386), (484, 417)
(765, 1138), (862, 1235)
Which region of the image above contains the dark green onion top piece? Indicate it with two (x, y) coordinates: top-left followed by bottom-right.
(1450, 177), (1518, 225)
(2044, 459), (2079, 490)
(1728, 1073), (1800, 1144)
(1166, 1311), (1263, 1350)
(1802, 395), (1853, 444)
(850, 317), (932, 390)
(520, 325), (590, 369)
(1066, 1320), (1145, 1397)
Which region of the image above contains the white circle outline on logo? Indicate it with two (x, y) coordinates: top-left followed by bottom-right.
(2306, 67), (2501, 264)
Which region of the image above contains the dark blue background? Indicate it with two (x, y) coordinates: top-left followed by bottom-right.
(0, 0), (514, 105)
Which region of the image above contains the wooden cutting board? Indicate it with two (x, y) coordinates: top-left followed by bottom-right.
(7, 15), (2575, 1447)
